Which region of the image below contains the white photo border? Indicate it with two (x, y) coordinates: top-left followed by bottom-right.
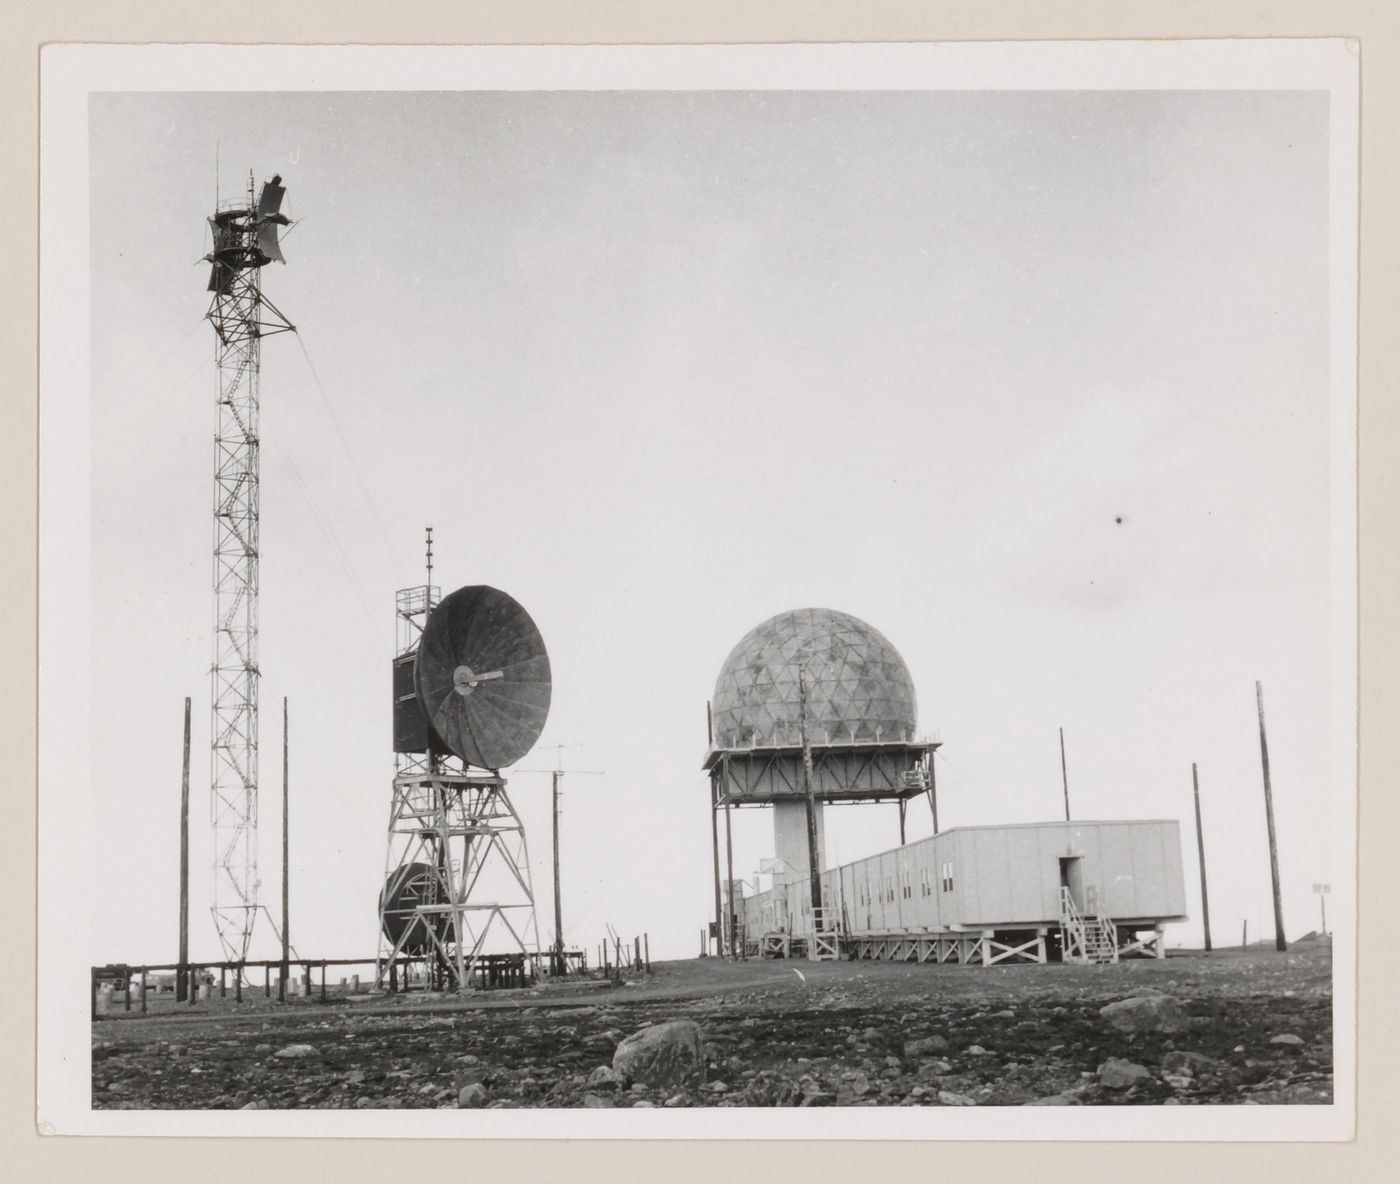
(38, 38), (1358, 1140)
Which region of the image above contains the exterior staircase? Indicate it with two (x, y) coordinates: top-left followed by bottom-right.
(808, 906), (841, 962)
(1060, 886), (1118, 964)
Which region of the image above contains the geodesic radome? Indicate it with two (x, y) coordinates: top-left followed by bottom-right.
(711, 608), (918, 749)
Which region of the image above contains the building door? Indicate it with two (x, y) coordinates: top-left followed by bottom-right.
(1059, 856), (1085, 910)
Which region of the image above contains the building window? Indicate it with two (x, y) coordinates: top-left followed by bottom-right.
(941, 862), (955, 893)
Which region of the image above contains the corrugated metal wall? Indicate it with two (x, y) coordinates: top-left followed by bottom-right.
(738, 819), (1186, 936)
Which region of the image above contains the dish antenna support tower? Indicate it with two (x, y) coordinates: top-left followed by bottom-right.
(203, 170), (294, 961)
(378, 532), (552, 992)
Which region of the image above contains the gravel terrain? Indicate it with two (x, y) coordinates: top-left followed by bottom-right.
(92, 942), (1332, 1109)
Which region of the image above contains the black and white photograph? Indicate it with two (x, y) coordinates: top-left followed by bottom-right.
(37, 41), (1356, 1139)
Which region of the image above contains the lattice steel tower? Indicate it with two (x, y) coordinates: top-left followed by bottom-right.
(203, 171), (294, 961)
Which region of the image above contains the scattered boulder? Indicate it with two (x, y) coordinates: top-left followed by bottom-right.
(587, 1065), (625, 1090)
(581, 1094), (611, 1108)
(457, 1083), (488, 1108)
(612, 1021), (705, 1088)
(1270, 1034), (1305, 1047)
(1098, 1058), (1152, 1090)
(1099, 996), (1191, 1035)
(273, 1044), (318, 1059)
(1162, 1051), (1214, 1077)
(938, 1090), (977, 1106)
(903, 1035), (950, 1057)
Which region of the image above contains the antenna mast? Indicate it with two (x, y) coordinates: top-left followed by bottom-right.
(203, 169), (294, 961)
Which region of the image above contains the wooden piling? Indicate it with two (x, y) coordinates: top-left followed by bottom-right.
(723, 795), (736, 959)
(927, 751), (939, 834)
(709, 788), (723, 957)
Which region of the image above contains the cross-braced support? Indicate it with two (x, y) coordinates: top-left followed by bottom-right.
(376, 756), (541, 992)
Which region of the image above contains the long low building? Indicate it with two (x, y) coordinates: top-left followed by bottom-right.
(737, 819), (1188, 965)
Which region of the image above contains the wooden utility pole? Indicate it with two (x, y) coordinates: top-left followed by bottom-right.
(1059, 727), (1071, 821)
(280, 696), (290, 1000)
(1192, 762), (1212, 952)
(516, 754), (603, 972)
(177, 697), (191, 1002)
(550, 771), (564, 974)
(797, 671), (823, 916)
(708, 701), (723, 957)
(1255, 681), (1287, 951)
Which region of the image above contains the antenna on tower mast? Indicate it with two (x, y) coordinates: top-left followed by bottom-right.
(202, 170), (295, 963)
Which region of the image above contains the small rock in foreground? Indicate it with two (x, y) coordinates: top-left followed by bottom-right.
(587, 1065), (625, 1089)
(458, 1083), (488, 1108)
(1099, 995), (1191, 1035)
(938, 1090), (977, 1106)
(612, 1021), (706, 1088)
(903, 1035), (949, 1057)
(1097, 1058), (1152, 1090)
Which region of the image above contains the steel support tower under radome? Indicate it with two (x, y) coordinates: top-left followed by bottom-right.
(204, 171), (294, 962)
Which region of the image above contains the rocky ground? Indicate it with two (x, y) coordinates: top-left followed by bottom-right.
(92, 942), (1333, 1109)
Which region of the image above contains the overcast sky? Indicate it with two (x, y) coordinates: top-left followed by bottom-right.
(86, 87), (1339, 965)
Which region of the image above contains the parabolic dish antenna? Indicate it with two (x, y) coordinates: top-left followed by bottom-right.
(379, 862), (437, 954)
(414, 584), (552, 769)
